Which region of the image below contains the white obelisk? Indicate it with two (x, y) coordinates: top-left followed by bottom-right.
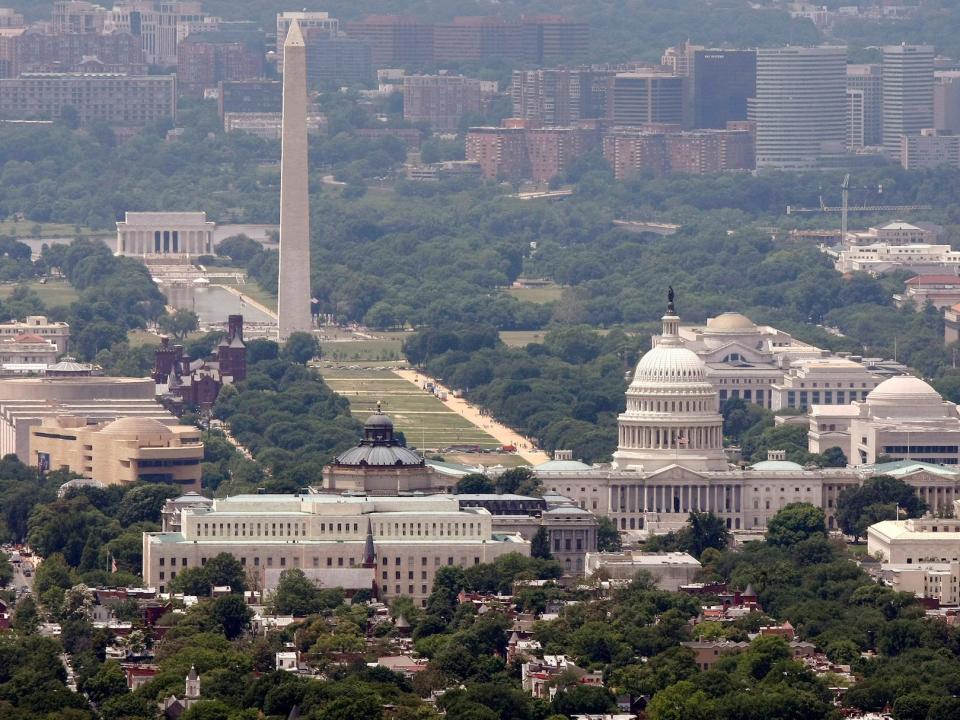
(277, 19), (312, 342)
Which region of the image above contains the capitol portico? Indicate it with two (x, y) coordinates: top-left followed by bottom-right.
(533, 292), (960, 535)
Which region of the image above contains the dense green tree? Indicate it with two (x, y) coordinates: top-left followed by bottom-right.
(530, 527), (552, 560)
(837, 475), (926, 540)
(453, 474), (494, 494)
(766, 503), (827, 547)
(282, 332), (319, 364)
(596, 516), (622, 552)
(158, 309), (200, 340)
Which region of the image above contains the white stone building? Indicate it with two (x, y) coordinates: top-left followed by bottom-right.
(533, 294), (960, 536)
(143, 494), (529, 603)
(846, 220), (940, 247)
(869, 500), (960, 565)
(878, 562), (960, 605)
(115, 212), (215, 258)
(0, 316), (69, 353)
(583, 551), (701, 590)
(808, 375), (960, 466)
(657, 312), (826, 409)
(770, 357), (887, 412)
(834, 241), (960, 275)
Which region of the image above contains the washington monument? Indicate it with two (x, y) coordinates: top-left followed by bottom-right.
(277, 19), (312, 341)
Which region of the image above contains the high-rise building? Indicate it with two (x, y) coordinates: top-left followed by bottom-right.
(343, 15), (433, 67)
(303, 30), (372, 88)
(882, 44), (934, 157)
(277, 21), (312, 341)
(53, 1), (107, 34)
(511, 68), (611, 126)
(935, 72), (960, 134)
(13, 31), (146, 75)
(608, 72), (685, 127)
(218, 79), (280, 119)
(275, 11), (338, 73)
(403, 74), (482, 132)
(520, 15), (588, 65)
(692, 49), (756, 129)
(176, 29), (264, 96)
(0, 72), (175, 125)
(466, 126), (530, 179)
(108, 1), (206, 67)
(847, 89), (865, 150)
(433, 16), (523, 63)
(754, 46), (847, 170)
(0, 8), (23, 29)
(846, 64), (883, 146)
(900, 128), (960, 170)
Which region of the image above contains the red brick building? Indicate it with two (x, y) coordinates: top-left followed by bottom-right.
(12, 31), (145, 76)
(466, 126), (530, 180)
(603, 125), (754, 179)
(177, 31), (264, 96)
(433, 16), (523, 63)
(527, 125), (600, 182)
(344, 15), (433, 67)
(403, 74), (482, 131)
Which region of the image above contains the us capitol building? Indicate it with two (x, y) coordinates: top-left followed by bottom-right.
(535, 292), (960, 535)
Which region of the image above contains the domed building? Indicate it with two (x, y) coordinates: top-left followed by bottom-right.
(810, 375), (960, 467)
(613, 298), (727, 473)
(322, 407), (453, 495)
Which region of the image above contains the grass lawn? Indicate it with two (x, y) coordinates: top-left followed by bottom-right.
(503, 284), (565, 304)
(0, 279), (79, 308)
(318, 366), (501, 451)
(320, 329), (408, 362)
(0, 222), (109, 239)
(127, 329), (208, 348)
(500, 330), (549, 347)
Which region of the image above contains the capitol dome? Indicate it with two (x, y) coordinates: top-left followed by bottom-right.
(865, 375), (949, 418)
(612, 289), (728, 473)
(633, 344), (708, 383)
(706, 312), (756, 331)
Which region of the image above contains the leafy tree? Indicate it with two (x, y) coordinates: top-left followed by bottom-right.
(531, 527), (552, 560)
(837, 475), (926, 541)
(453, 474), (494, 494)
(272, 568), (329, 616)
(645, 680), (713, 720)
(766, 503), (827, 547)
(677, 512), (730, 557)
(209, 594), (253, 640)
(550, 685), (617, 716)
(82, 661), (128, 705)
(282, 332), (319, 364)
(159, 309), (200, 340)
(596, 516), (622, 552)
(202, 553), (247, 593)
(0, 552), (11, 587)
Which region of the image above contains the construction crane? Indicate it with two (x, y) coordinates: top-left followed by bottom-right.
(785, 174), (932, 242)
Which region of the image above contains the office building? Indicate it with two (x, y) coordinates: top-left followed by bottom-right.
(116, 212), (215, 257)
(846, 64), (883, 146)
(0, 8), (23, 29)
(882, 44), (934, 157)
(53, 1), (106, 34)
(520, 15), (588, 65)
(218, 80), (280, 119)
(107, 1), (206, 67)
(608, 72), (685, 126)
(835, 236), (960, 274)
(303, 30), (372, 88)
(276, 11), (338, 55)
(0, 72), (175, 126)
(583, 551), (701, 590)
(0, 316), (69, 353)
(176, 29), (264, 95)
(692, 49), (756, 129)
(403, 74), (482, 131)
(13, 32), (146, 76)
(878, 561), (960, 605)
(869, 500), (960, 563)
(222, 112), (324, 140)
(896, 275), (960, 310)
(31, 416), (202, 491)
(935, 72), (960, 133)
(771, 357), (887, 412)
(511, 67), (611, 126)
(754, 46), (847, 170)
(433, 16), (523, 63)
(457, 490), (598, 576)
(143, 494), (530, 601)
(344, 15), (433, 67)
(847, 89), (866, 150)
(809, 375), (960, 466)
(0, 334), (60, 373)
(526, 125), (601, 182)
(900, 128), (960, 170)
